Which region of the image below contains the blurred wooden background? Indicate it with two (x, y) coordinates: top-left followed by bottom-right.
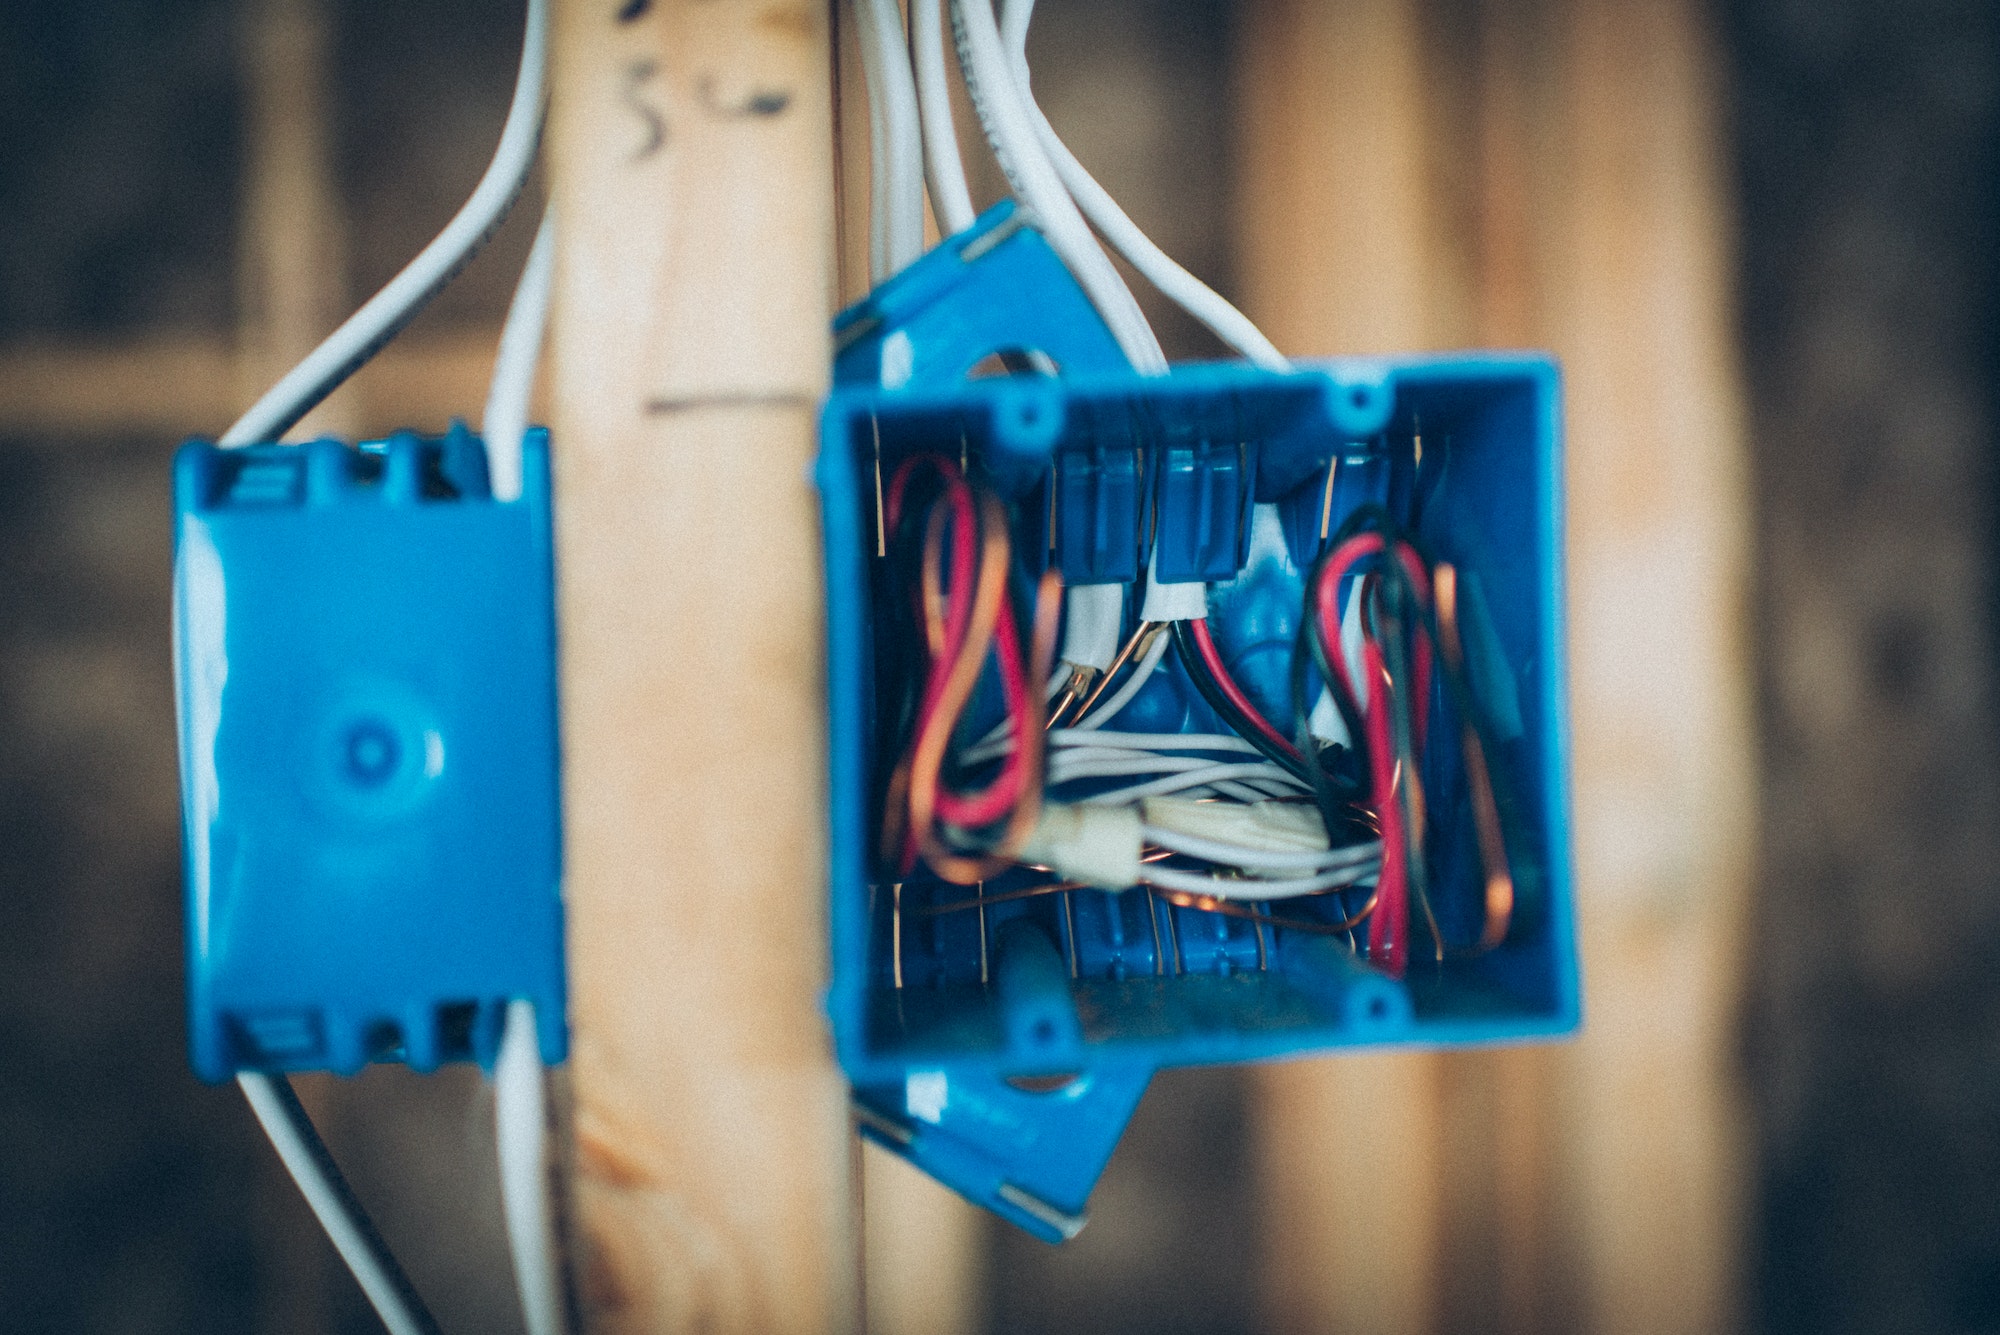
(5, 0), (1999, 1332)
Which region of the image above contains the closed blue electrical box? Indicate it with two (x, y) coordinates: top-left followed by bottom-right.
(821, 205), (1579, 1240)
(174, 424), (566, 1082)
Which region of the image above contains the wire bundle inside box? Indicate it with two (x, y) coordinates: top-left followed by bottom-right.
(823, 357), (1580, 1154)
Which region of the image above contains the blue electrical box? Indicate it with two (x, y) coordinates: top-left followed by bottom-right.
(174, 424), (566, 1082)
(821, 205), (1579, 1240)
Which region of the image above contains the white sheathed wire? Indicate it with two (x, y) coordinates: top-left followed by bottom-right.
(1072, 628), (1169, 730)
(1078, 761), (1299, 805)
(1143, 860), (1377, 901)
(998, 0), (1289, 372)
(948, 0), (1165, 373)
(238, 1073), (442, 1335)
(1210, 779), (1278, 803)
(496, 1001), (567, 1335)
(1142, 827), (1382, 872)
(221, 0), (549, 446)
(964, 728), (1258, 768)
(1051, 753), (1238, 782)
(855, 0), (925, 279)
(483, 208), (555, 503)
(860, 0), (891, 282)
(913, 0), (977, 235)
(1054, 730), (1260, 753)
(1059, 582), (1124, 673)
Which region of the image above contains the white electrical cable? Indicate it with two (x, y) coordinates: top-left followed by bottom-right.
(221, 0), (549, 446)
(965, 728), (1258, 770)
(948, 0), (1166, 373)
(238, 1073), (442, 1335)
(855, 0), (926, 279)
(496, 1001), (567, 1335)
(1078, 760), (1300, 805)
(1143, 860), (1378, 902)
(997, 0), (1289, 371)
(860, 0), (891, 283)
(912, 0), (977, 234)
(1051, 754), (1259, 783)
(1209, 779), (1280, 803)
(1072, 628), (1169, 730)
(1050, 744), (1244, 768)
(1142, 827), (1381, 872)
(1054, 729), (1261, 754)
(484, 208), (555, 503)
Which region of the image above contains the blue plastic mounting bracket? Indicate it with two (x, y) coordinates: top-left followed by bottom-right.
(833, 200), (1130, 394)
(175, 423), (566, 1081)
(853, 1063), (1154, 1243)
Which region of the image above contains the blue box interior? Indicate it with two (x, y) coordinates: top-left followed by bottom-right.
(820, 355), (1580, 1090)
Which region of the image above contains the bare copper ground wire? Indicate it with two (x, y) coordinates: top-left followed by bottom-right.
(1433, 562), (1515, 952)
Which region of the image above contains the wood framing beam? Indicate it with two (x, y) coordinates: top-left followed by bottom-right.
(0, 335), (504, 441)
(545, 2), (856, 1332)
(1237, 1), (1752, 1331)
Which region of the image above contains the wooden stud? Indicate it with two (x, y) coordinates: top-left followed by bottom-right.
(545, 2), (857, 1331)
(1237, 5), (1448, 1333)
(1237, 0), (1751, 1331)
(1550, 4), (1752, 1330)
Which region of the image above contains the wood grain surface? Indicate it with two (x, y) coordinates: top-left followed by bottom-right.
(545, 2), (857, 1330)
(1237, 1), (1753, 1331)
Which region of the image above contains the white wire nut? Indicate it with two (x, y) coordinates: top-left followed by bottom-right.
(1019, 801), (1143, 890)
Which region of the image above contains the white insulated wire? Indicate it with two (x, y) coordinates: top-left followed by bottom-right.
(855, 0), (926, 279)
(1050, 753), (1253, 783)
(912, 0), (977, 234)
(861, 3), (891, 282)
(483, 208), (555, 503)
(1142, 827), (1382, 872)
(496, 1001), (567, 1335)
(1053, 729), (1261, 754)
(997, 0), (1289, 371)
(949, 0), (1165, 373)
(1143, 860), (1378, 901)
(238, 1073), (442, 1335)
(1072, 628), (1169, 730)
(964, 728), (1258, 770)
(221, 0), (549, 446)
(1078, 760), (1301, 805)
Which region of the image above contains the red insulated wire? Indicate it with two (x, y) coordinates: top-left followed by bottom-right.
(934, 594), (1030, 826)
(1187, 617), (1302, 762)
(1311, 530), (1438, 977)
(887, 455), (1034, 833)
(1361, 636), (1408, 976)
(1312, 532), (1434, 727)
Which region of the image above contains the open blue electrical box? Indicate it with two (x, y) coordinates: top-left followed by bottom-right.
(820, 205), (1579, 1240)
(174, 425), (567, 1082)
